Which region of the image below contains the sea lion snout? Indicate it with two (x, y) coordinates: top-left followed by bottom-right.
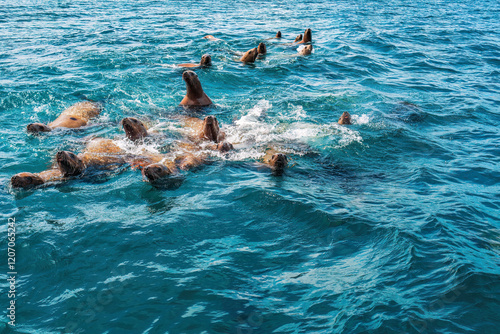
(257, 43), (266, 54)
(122, 117), (148, 142)
(217, 142), (234, 152)
(338, 112), (352, 125)
(201, 54), (212, 66)
(142, 163), (171, 182)
(27, 123), (52, 133)
(56, 151), (85, 176)
(182, 70), (197, 83)
(11, 173), (44, 188)
(269, 153), (288, 171)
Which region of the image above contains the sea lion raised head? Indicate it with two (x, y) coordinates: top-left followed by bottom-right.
(240, 48), (258, 63)
(338, 112), (352, 125)
(122, 117), (148, 142)
(142, 163), (171, 182)
(201, 115), (221, 143)
(257, 43), (266, 54)
(299, 44), (313, 55)
(56, 151), (85, 176)
(303, 28), (312, 43)
(276, 31), (282, 38)
(27, 123), (52, 133)
(216, 142), (234, 152)
(200, 54), (212, 66)
(11, 172), (44, 188)
(180, 71), (212, 106)
(269, 153), (288, 172)
(294, 34), (303, 43)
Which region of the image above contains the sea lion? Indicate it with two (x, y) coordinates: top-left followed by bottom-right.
(203, 35), (222, 41)
(262, 149), (288, 174)
(11, 170), (64, 189)
(338, 112), (352, 125)
(122, 117), (148, 141)
(240, 48), (258, 63)
(299, 44), (313, 55)
(276, 31), (282, 38)
(294, 34), (303, 43)
(257, 43), (267, 55)
(180, 71), (212, 107)
(296, 28), (312, 44)
(177, 54), (212, 68)
(180, 115), (226, 143)
(27, 101), (102, 133)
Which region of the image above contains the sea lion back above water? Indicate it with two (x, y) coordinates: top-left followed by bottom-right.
(27, 101), (102, 134)
(180, 71), (212, 107)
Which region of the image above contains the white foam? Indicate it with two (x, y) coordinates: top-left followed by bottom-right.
(352, 113), (370, 125)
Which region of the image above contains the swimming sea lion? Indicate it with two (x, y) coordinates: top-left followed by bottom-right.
(27, 101), (102, 133)
(262, 150), (288, 174)
(240, 48), (258, 63)
(180, 71), (212, 107)
(177, 54), (212, 68)
(294, 34), (303, 43)
(276, 31), (282, 38)
(257, 43), (266, 55)
(122, 117), (148, 141)
(338, 112), (352, 125)
(203, 35), (222, 41)
(296, 28), (312, 44)
(299, 45), (313, 55)
(11, 170), (64, 189)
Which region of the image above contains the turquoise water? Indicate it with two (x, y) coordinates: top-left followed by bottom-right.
(1, 0), (500, 333)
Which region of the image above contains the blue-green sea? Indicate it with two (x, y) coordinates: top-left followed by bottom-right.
(1, 0), (499, 333)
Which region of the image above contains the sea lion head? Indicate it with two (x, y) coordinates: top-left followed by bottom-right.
(303, 28), (312, 43)
(56, 151), (85, 176)
(269, 153), (288, 172)
(122, 117), (148, 142)
(216, 142), (234, 153)
(27, 123), (52, 133)
(182, 70), (204, 97)
(257, 43), (266, 54)
(200, 54), (212, 66)
(201, 115), (221, 143)
(276, 31), (282, 38)
(11, 172), (44, 188)
(240, 48), (258, 63)
(142, 163), (171, 182)
(300, 45), (313, 55)
(294, 34), (303, 42)
(338, 112), (352, 125)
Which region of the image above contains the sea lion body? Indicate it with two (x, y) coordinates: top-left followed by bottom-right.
(203, 35), (222, 41)
(240, 48), (258, 63)
(294, 34), (303, 43)
(11, 170), (64, 189)
(177, 54), (212, 68)
(180, 71), (212, 107)
(27, 101), (102, 133)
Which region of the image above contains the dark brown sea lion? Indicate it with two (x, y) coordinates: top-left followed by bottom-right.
(200, 115), (225, 143)
(257, 43), (267, 55)
(294, 34), (303, 43)
(276, 31), (282, 38)
(262, 149), (288, 173)
(177, 54), (212, 68)
(299, 44), (313, 55)
(180, 71), (212, 107)
(296, 28), (312, 44)
(338, 112), (352, 125)
(240, 48), (258, 63)
(122, 117), (148, 141)
(27, 101), (102, 133)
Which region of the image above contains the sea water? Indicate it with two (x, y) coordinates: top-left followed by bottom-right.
(0, 0), (499, 333)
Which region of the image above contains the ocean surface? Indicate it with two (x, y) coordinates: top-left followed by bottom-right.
(1, 0), (499, 333)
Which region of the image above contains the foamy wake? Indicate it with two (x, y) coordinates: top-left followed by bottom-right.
(112, 100), (364, 163)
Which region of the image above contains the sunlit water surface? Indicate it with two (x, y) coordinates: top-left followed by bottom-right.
(0, 0), (499, 333)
